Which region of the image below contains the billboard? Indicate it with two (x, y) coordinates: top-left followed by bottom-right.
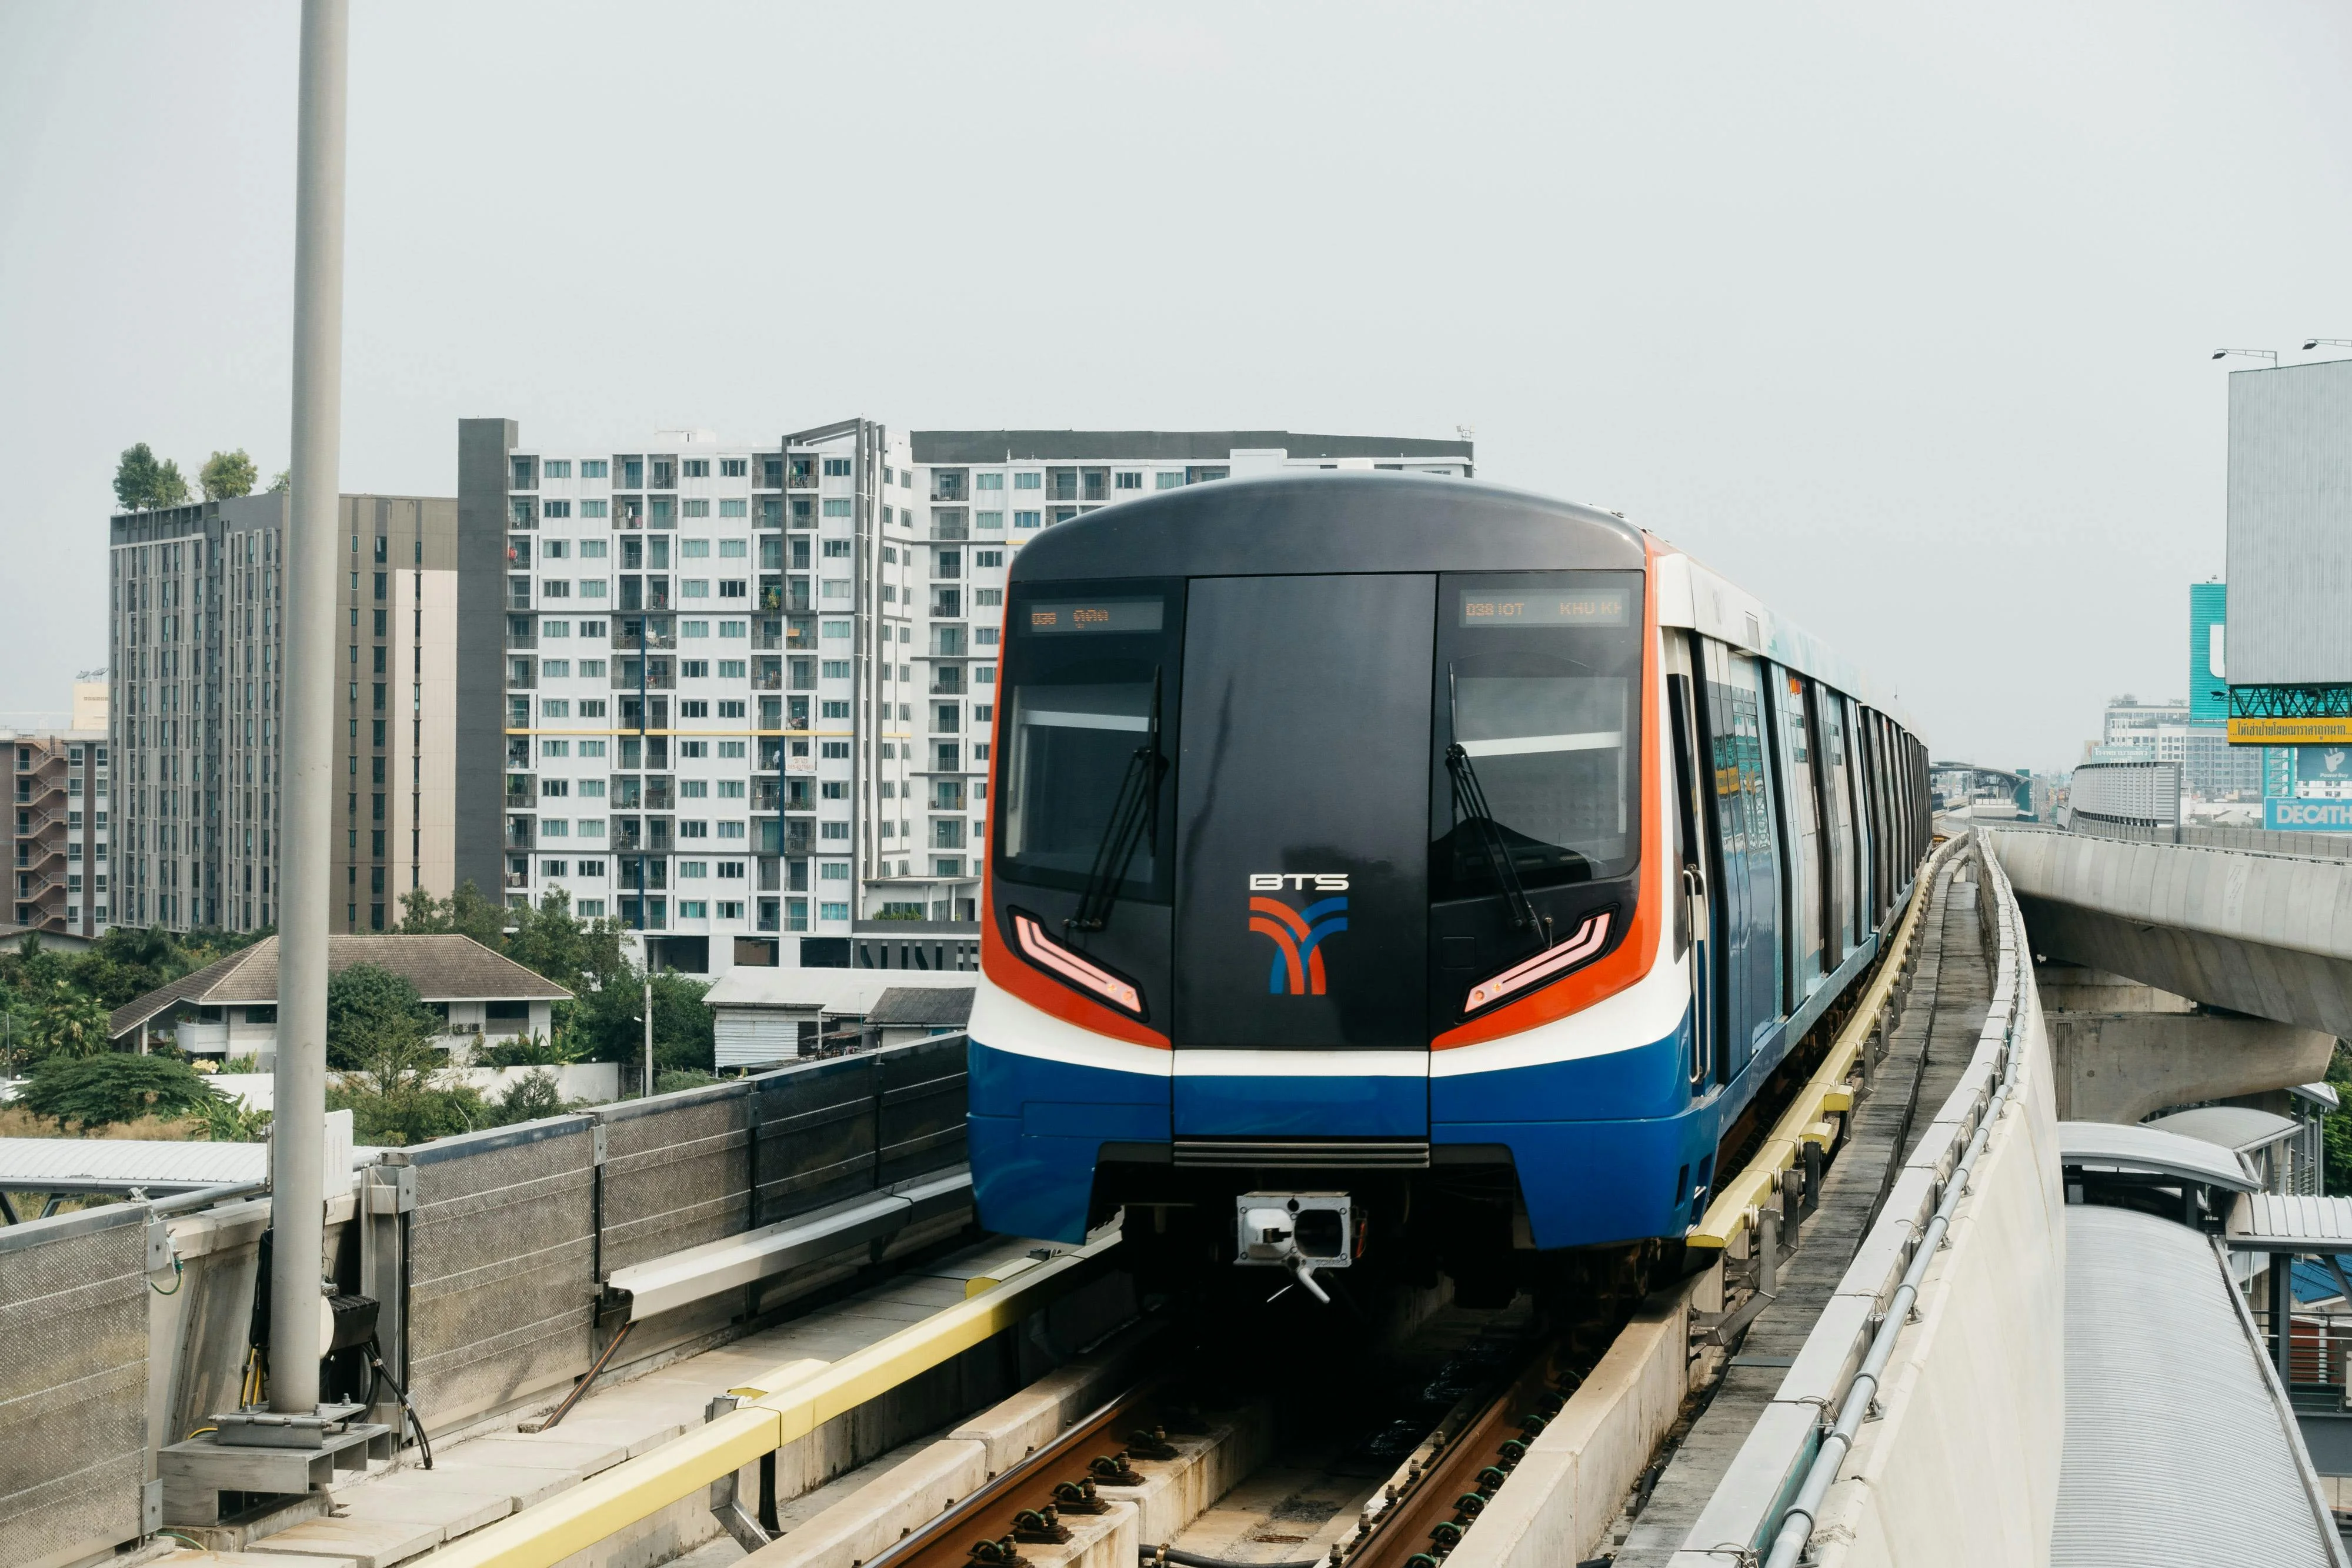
(2267, 798), (2352, 833)
(2297, 745), (2352, 787)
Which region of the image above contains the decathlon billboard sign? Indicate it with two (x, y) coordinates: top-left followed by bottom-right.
(2266, 798), (2352, 833)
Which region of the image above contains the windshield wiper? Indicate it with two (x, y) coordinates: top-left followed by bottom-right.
(1447, 672), (1551, 948)
(1066, 672), (1165, 935)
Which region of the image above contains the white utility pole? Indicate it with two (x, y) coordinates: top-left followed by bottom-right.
(272, 0), (349, 1414)
(643, 976), (654, 1097)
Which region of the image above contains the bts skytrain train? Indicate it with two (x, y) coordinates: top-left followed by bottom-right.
(965, 473), (1929, 1296)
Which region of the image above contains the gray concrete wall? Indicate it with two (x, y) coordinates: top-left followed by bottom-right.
(2042, 1009), (2335, 1123)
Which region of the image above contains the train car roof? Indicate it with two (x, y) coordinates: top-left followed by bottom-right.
(1002, 471), (1920, 738)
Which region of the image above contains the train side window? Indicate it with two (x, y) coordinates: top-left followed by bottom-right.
(1774, 671), (1827, 994)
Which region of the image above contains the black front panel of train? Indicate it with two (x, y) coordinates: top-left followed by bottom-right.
(1172, 574), (1434, 1048)
(992, 579), (1185, 1023)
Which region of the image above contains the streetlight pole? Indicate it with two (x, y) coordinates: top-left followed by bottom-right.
(272, 0), (349, 1415)
(642, 975), (653, 1097)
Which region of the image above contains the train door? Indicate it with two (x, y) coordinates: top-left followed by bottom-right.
(1808, 683), (1853, 966)
(1666, 638), (1714, 1093)
(1697, 641), (1781, 1077)
(1769, 668), (1826, 1001)
(1169, 573), (1434, 1138)
(1843, 697), (1873, 939)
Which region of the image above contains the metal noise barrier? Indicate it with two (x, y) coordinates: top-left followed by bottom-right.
(1759, 834), (2027, 1568)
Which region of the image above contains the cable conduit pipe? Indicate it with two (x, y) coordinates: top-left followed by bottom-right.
(1759, 840), (2027, 1568)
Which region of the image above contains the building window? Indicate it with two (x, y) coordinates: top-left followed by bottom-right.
(823, 458), (852, 477)
(679, 900), (708, 918)
(1156, 472), (1183, 490)
(820, 861), (850, 880)
(1116, 471), (1143, 490)
(1014, 511), (1041, 529)
(822, 498), (852, 518)
(820, 901), (849, 922)
(721, 459), (746, 478)
(1014, 472), (1041, 491)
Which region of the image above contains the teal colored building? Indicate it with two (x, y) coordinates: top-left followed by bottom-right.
(2190, 581), (2229, 725)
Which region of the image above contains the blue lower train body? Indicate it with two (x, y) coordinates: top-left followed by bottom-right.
(968, 1012), (1724, 1252)
(968, 913), (1899, 1255)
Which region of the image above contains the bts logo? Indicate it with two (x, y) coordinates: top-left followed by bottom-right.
(1247, 875), (1349, 996)
(1250, 872), (1349, 892)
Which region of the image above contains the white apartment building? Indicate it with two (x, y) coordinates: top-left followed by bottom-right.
(475, 422), (1473, 978)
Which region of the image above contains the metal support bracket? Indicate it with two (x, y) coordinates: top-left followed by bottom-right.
(705, 1394), (775, 1552)
(1696, 1287), (1779, 1347)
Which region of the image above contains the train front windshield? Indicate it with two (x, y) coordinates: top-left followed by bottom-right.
(1432, 573), (1644, 898)
(997, 583), (1180, 900)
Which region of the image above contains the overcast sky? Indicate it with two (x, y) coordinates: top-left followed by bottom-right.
(4, 3), (2347, 768)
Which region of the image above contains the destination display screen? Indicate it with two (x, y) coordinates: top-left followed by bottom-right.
(1023, 598), (1166, 635)
(1456, 586), (1630, 629)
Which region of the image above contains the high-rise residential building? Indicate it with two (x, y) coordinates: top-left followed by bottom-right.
(466, 421), (1473, 978)
(8, 728), (110, 938)
(109, 492), (468, 935)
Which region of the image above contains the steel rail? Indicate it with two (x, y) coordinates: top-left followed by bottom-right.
(1340, 1339), (1568, 1568)
(853, 1378), (1166, 1568)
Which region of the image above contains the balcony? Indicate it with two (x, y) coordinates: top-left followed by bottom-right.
(645, 778), (674, 810)
(929, 669), (966, 696)
(753, 619), (784, 651)
(753, 669), (782, 692)
(786, 463), (817, 490)
(505, 775), (535, 808)
(931, 473), (967, 503)
(612, 660), (677, 692)
(930, 516), (968, 542)
(611, 620), (677, 653)
(505, 818), (536, 851)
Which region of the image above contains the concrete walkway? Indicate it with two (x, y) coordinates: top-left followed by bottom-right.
(1612, 845), (1993, 1564)
(161, 1232), (1069, 1568)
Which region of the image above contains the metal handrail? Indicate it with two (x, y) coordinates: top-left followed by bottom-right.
(1757, 835), (2029, 1568)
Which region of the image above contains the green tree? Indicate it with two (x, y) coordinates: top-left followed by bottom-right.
(22, 1053), (223, 1128)
(114, 443), (162, 510)
(482, 1069), (571, 1126)
(24, 984), (112, 1065)
(268, 469), (289, 493)
(325, 962), (441, 1070)
(200, 449), (258, 501)
(396, 880), (508, 952)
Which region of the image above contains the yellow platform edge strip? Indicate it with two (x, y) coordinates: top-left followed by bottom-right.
(1686, 835), (1961, 1250)
(428, 1238), (1117, 1568)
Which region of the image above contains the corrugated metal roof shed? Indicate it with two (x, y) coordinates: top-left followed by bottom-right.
(2051, 1203), (2345, 1567)
(2059, 1120), (2261, 1192)
(0, 1137), (378, 1194)
(866, 987), (974, 1028)
(2231, 1194), (2352, 1249)
(2147, 1106), (2304, 1155)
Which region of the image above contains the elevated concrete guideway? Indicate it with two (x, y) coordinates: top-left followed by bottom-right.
(1986, 826), (2352, 1039)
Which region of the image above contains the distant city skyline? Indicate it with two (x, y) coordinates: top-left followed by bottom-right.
(6, 5), (2352, 774)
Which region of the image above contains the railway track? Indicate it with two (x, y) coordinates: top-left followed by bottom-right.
(723, 846), (1958, 1568)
